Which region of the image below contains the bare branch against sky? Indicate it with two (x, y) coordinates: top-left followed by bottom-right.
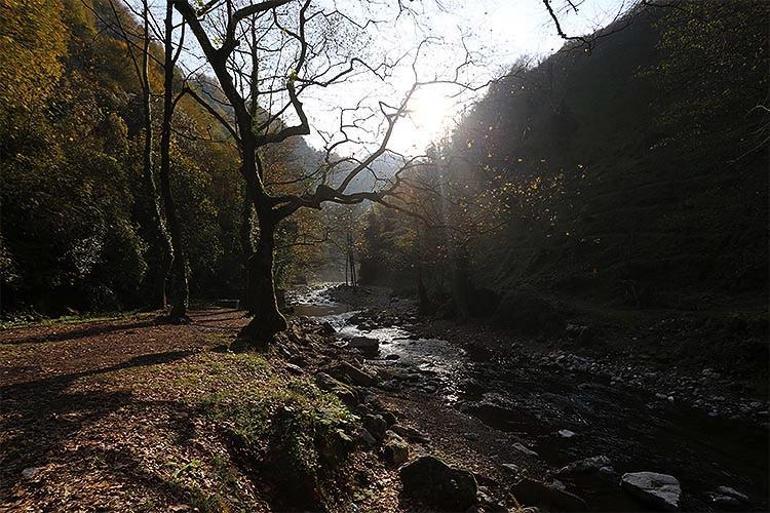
(133, 0), (631, 155)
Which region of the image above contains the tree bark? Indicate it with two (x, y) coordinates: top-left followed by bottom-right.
(158, 0), (189, 322)
(239, 191), (255, 312)
(236, 214), (287, 348)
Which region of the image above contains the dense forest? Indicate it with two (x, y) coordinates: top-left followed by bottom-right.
(1, 1), (768, 512)
(1, 0), (332, 317)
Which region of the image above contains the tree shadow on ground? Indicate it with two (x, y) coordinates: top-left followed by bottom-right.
(1, 319), (160, 345)
(0, 350), (195, 499)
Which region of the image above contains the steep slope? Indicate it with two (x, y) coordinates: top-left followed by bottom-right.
(359, 1), (768, 365)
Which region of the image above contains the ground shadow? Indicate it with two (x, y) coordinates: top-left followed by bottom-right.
(0, 349), (195, 498)
(1, 319), (159, 346)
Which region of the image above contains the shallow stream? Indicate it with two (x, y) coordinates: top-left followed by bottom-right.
(289, 284), (768, 512)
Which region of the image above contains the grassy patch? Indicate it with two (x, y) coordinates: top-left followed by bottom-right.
(103, 348), (357, 511)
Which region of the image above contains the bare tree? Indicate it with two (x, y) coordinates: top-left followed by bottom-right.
(89, 0), (192, 320)
(171, 0), (482, 346)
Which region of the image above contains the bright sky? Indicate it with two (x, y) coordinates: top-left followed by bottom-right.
(164, 0), (631, 157)
(384, 0), (632, 154)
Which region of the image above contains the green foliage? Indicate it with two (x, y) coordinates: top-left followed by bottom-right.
(1, 0), (321, 314)
(651, 0), (769, 147)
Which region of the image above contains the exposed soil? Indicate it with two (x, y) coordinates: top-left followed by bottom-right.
(0, 309), (265, 512)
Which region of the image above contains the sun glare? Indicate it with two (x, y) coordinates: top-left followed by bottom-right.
(393, 89), (456, 153)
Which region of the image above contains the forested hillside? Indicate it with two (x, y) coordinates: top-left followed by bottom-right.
(360, 1), (768, 339)
(0, 0), (328, 316)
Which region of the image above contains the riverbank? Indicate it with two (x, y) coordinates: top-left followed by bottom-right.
(317, 283), (768, 512)
(1, 295), (767, 512)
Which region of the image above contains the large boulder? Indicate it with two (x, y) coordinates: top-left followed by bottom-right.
(621, 472), (681, 511)
(400, 455), (478, 511)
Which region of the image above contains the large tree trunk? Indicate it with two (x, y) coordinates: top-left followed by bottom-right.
(232, 140), (287, 348)
(158, 0), (189, 323)
(235, 216), (287, 348)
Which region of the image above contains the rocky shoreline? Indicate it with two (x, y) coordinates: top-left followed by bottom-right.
(278, 284), (768, 512)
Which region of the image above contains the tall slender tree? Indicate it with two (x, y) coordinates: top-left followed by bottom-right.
(98, 0), (173, 310)
(158, 0), (190, 321)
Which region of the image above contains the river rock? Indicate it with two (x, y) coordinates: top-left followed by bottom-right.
(284, 362), (304, 375)
(399, 456), (478, 511)
(21, 467), (41, 479)
(621, 472), (681, 511)
(707, 486), (749, 510)
(327, 361), (376, 387)
(501, 463), (520, 475)
(347, 336), (380, 355)
(382, 431), (410, 466)
(317, 321), (335, 335)
(556, 455), (612, 475)
(715, 486), (749, 503)
(314, 372), (359, 407)
(512, 477), (587, 511)
(352, 426), (377, 448)
(363, 413), (388, 440)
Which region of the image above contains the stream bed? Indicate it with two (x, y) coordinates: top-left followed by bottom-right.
(288, 284), (768, 512)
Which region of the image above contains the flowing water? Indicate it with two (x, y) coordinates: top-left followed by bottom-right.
(289, 284), (768, 512)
